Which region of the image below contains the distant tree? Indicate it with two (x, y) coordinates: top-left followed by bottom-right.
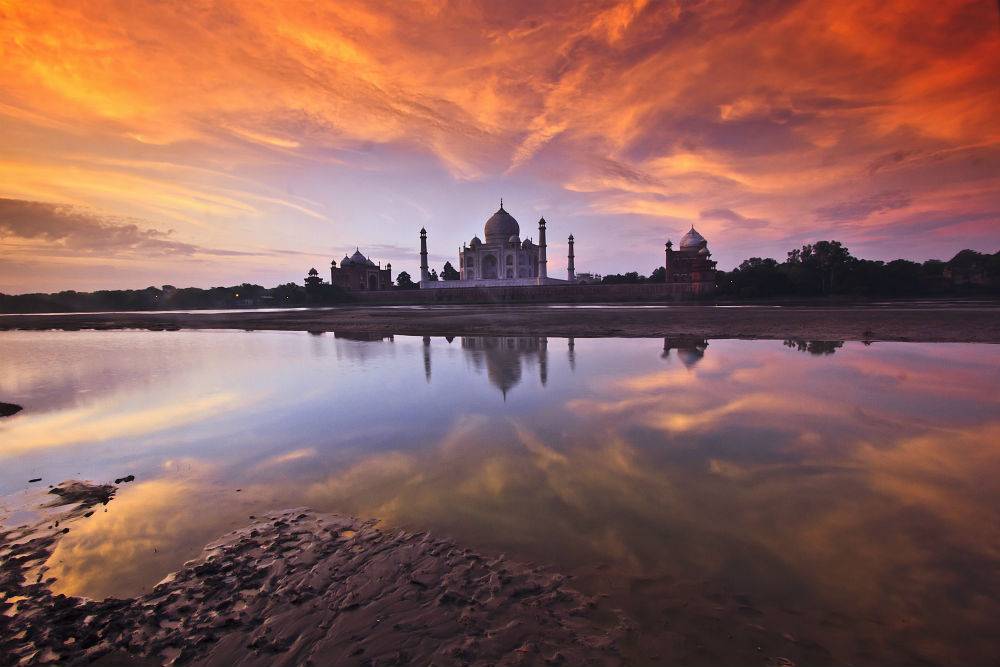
(783, 340), (844, 355)
(428, 269), (439, 281)
(786, 241), (854, 295)
(271, 282), (308, 304)
(922, 259), (946, 278)
(648, 266), (666, 282)
(441, 261), (460, 280)
(943, 249), (1000, 289)
(395, 271), (418, 289)
(601, 271), (645, 284)
(724, 257), (793, 298)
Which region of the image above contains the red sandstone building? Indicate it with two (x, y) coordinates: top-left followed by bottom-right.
(664, 227), (716, 293)
(330, 249), (392, 291)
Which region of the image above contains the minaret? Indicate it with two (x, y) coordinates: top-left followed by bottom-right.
(419, 227), (429, 282)
(664, 239), (673, 282)
(539, 337), (548, 386)
(330, 259), (337, 283)
(567, 234), (575, 282)
(422, 336), (432, 383)
(538, 217), (548, 281)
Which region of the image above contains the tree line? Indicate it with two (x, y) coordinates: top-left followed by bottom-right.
(716, 243), (999, 298)
(0, 281), (351, 314)
(2, 242), (996, 313)
(585, 242), (998, 297)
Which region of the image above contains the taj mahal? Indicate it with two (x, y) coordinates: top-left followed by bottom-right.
(419, 201), (577, 288)
(417, 201), (716, 291)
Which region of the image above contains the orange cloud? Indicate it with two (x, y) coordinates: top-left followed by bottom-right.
(0, 0), (997, 291)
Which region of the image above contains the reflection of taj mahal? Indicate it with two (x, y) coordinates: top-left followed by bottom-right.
(419, 201), (576, 288)
(419, 336), (711, 397)
(421, 336), (555, 398)
(462, 337), (549, 398)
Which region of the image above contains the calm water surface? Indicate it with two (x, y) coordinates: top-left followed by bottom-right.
(1, 330), (998, 664)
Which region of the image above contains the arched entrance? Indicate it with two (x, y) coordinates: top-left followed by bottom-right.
(482, 254), (498, 279)
(368, 274), (378, 290)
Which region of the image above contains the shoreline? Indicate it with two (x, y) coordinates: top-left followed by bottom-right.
(1, 301), (999, 342)
(0, 481), (840, 666)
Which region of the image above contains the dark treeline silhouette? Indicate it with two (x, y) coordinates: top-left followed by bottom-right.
(599, 243), (998, 295)
(717, 242), (999, 298)
(0, 281), (350, 314)
(395, 271), (418, 289)
(601, 267), (668, 284)
(783, 339), (845, 355)
(2, 242), (996, 313)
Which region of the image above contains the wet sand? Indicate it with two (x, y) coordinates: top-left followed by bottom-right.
(4, 482), (628, 666)
(2, 481), (844, 667)
(2, 300), (1000, 342)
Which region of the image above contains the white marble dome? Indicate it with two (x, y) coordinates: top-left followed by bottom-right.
(484, 206), (520, 243)
(679, 226), (707, 249)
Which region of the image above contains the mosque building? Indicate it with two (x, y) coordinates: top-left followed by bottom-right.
(419, 201), (576, 288)
(664, 227), (717, 286)
(330, 248), (392, 291)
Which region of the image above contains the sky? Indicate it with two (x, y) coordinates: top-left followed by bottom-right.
(0, 0), (998, 293)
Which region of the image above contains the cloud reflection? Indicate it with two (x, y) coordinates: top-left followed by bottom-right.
(5, 335), (998, 664)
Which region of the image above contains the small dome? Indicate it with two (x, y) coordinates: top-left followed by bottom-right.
(470, 235), (482, 246)
(698, 247), (710, 255)
(677, 347), (705, 368)
(340, 254), (353, 266)
(508, 234), (520, 244)
(522, 239), (533, 249)
(679, 227), (707, 249)
(484, 205), (520, 243)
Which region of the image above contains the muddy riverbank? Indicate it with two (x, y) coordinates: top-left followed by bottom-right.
(2, 301), (999, 342)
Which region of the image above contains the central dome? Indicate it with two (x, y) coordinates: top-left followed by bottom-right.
(484, 206), (520, 243)
(679, 226), (707, 249)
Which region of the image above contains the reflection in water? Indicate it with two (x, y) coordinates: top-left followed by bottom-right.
(423, 336), (432, 382)
(783, 339), (845, 355)
(461, 336), (549, 398)
(1, 332), (999, 665)
(661, 336), (709, 368)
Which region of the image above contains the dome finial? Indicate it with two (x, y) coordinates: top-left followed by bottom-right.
(500, 196), (503, 210)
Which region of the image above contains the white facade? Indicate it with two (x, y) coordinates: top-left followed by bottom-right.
(420, 204), (572, 289)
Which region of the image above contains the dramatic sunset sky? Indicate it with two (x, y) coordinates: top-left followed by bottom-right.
(1, 0), (998, 292)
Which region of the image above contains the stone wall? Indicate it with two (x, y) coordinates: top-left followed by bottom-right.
(353, 281), (715, 304)
(419, 277), (570, 289)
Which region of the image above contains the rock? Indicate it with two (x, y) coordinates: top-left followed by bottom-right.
(0, 402), (23, 417)
(47, 481), (117, 514)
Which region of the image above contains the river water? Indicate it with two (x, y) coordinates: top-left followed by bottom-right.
(1, 330), (997, 664)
